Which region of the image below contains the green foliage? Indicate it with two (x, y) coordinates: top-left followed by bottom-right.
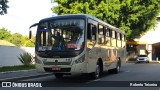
(17, 52), (33, 66)
(52, 0), (160, 40)
(25, 40), (35, 47)
(0, 65), (35, 72)
(0, 28), (35, 47)
(119, 0), (160, 40)
(0, 28), (11, 40)
(9, 33), (23, 46)
(0, 0), (9, 15)
(21, 36), (35, 47)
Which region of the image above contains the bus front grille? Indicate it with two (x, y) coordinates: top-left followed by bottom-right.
(44, 67), (71, 72)
(43, 62), (71, 65)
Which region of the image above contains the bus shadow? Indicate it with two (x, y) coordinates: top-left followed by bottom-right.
(51, 70), (121, 82)
(46, 71), (125, 87)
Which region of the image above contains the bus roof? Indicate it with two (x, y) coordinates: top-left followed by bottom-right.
(39, 14), (125, 34)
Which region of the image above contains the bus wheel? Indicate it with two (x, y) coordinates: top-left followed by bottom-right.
(91, 61), (100, 79)
(113, 62), (121, 74)
(54, 73), (63, 78)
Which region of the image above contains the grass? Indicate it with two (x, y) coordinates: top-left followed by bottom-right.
(0, 40), (15, 46)
(0, 65), (35, 72)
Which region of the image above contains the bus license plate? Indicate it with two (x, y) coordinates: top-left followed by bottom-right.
(52, 66), (61, 70)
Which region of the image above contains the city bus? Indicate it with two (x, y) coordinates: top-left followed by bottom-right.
(29, 14), (126, 79)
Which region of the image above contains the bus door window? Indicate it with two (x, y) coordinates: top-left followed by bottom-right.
(87, 23), (97, 49)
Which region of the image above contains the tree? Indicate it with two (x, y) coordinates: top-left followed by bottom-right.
(21, 35), (35, 47)
(0, 28), (35, 47)
(9, 33), (23, 46)
(0, 28), (11, 40)
(0, 0), (9, 15)
(119, 0), (160, 40)
(52, 0), (160, 40)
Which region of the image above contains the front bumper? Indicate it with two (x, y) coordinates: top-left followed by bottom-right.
(35, 61), (88, 74)
(136, 59), (149, 63)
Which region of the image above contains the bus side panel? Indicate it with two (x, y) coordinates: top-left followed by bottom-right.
(117, 48), (126, 63)
(108, 49), (118, 70)
(98, 46), (110, 71)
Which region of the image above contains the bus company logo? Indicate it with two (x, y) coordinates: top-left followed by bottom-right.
(2, 82), (12, 87)
(55, 60), (58, 63)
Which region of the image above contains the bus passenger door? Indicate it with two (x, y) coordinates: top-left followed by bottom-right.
(86, 23), (97, 72)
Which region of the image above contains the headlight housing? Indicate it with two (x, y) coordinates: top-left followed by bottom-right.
(35, 56), (42, 64)
(74, 55), (85, 64)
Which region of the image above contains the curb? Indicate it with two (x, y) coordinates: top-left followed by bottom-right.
(0, 69), (53, 81)
(0, 73), (53, 81)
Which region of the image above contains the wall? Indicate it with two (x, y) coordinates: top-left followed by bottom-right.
(0, 45), (35, 67)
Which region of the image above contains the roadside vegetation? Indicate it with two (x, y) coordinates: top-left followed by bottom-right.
(0, 28), (35, 47)
(0, 40), (15, 46)
(0, 65), (35, 72)
(18, 52), (34, 66)
(0, 52), (35, 72)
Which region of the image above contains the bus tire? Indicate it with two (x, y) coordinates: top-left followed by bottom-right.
(54, 73), (63, 78)
(91, 61), (100, 79)
(113, 60), (121, 74)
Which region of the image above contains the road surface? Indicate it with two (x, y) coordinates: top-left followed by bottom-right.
(1, 63), (160, 90)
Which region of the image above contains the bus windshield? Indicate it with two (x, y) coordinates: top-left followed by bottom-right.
(36, 19), (85, 52)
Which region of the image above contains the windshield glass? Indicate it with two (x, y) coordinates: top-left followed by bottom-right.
(36, 19), (85, 52)
(138, 55), (147, 57)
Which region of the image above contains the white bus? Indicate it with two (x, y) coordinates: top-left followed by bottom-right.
(29, 14), (126, 79)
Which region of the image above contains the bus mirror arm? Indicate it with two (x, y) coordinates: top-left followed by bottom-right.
(29, 23), (38, 39)
(29, 23), (39, 29)
(29, 23), (39, 39)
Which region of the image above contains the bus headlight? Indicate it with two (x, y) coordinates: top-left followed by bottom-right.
(74, 55), (85, 64)
(35, 56), (42, 64)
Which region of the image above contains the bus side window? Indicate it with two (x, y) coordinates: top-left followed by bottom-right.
(105, 27), (111, 46)
(98, 24), (104, 44)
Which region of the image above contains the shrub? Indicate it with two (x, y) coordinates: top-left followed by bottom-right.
(18, 52), (33, 66)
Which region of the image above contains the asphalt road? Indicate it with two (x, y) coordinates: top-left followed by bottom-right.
(1, 63), (160, 90)
(22, 63), (160, 81)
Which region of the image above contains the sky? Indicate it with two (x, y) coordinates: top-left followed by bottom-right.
(0, 0), (57, 35)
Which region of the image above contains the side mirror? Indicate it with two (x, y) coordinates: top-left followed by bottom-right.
(29, 31), (32, 39)
(29, 23), (38, 39)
